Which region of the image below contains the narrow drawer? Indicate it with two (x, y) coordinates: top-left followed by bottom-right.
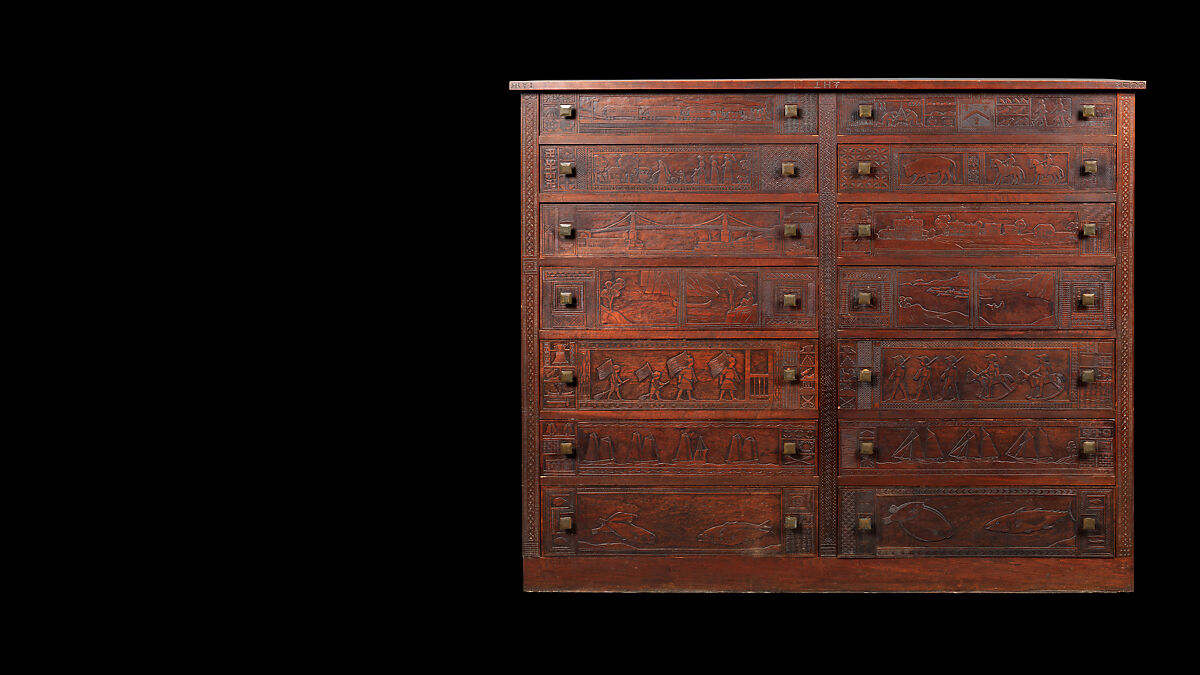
(542, 204), (817, 259)
(839, 144), (1114, 193)
(541, 93), (817, 135)
(837, 339), (1113, 411)
(543, 266), (817, 331)
(544, 487), (816, 556)
(837, 93), (1117, 136)
(541, 419), (816, 476)
(542, 145), (816, 194)
(541, 339), (816, 411)
(838, 267), (1114, 331)
(840, 487), (1113, 557)
(836, 203), (1114, 264)
(840, 419), (1114, 475)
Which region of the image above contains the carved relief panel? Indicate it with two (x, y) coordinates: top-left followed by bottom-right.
(839, 419), (1115, 475)
(541, 93), (817, 135)
(541, 419), (816, 476)
(542, 267), (818, 330)
(837, 93), (1117, 135)
(839, 145), (1115, 193)
(837, 340), (1114, 411)
(541, 339), (817, 411)
(836, 203), (1114, 262)
(542, 204), (817, 259)
(838, 267), (1114, 330)
(543, 145), (817, 194)
(840, 487), (1113, 557)
(544, 487), (816, 556)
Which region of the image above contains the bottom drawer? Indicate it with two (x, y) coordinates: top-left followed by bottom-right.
(840, 487), (1113, 558)
(543, 487), (815, 556)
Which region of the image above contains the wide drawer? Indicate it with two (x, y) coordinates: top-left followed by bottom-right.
(541, 93), (817, 135)
(544, 486), (816, 555)
(840, 419), (1114, 475)
(541, 419), (816, 476)
(840, 487), (1113, 557)
(837, 339), (1113, 411)
(542, 145), (816, 194)
(837, 203), (1114, 263)
(838, 267), (1113, 331)
(543, 266), (817, 331)
(541, 339), (816, 411)
(542, 204), (818, 259)
(837, 93), (1117, 135)
(839, 144), (1114, 193)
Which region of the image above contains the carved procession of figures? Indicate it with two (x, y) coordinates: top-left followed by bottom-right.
(594, 152), (753, 186)
(592, 350), (747, 402)
(884, 353), (1066, 402)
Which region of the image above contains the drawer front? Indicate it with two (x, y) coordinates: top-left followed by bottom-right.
(541, 419), (816, 476)
(541, 93), (817, 135)
(542, 204), (818, 259)
(545, 487), (816, 555)
(839, 144), (1114, 193)
(542, 145), (816, 194)
(837, 203), (1114, 262)
(837, 93), (1117, 135)
(840, 487), (1113, 557)
(840, 419), (1114, 475)
(837, 339), (1113, 411)
(838, 267), (1114, 331)
(543, 266), (817, 331)
(541, 339), (816, 411)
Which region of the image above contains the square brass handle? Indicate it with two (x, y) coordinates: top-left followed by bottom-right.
(857, 161), (872, 176)
(1081, 104), (1096, 119)
(1081, 223), (1097, 237)
(560, 370), (575, 384)
(1081, 516), (1098, 532)
(782, 293), (798, 307)
(559, 104), (575, 118)
(784, 515), (798, 530)
(1081, 440), (1097, 456)
(781, 162), (796, 176)
(784, 104), (799, 118)
(857, 223), (873, 238)
(859, 441), (874, 456)
(858, 368), (873, 383)
(783, 367), (798, 382)
(783, 223), (799, 238)
(559, 442), (575, 456)
(558, 223), (574, 238)
(857, 516), (873, 532)
(559, 291), (575, 306)
(856, 291), (873, 306)
(1079, 369), (1096, 383)
(558, 516), (574, 531)
(1082, 160), (1098, 174)
(782, 441), (797, 456)
(858, 104), (873, 119)
(1080, 292), (1096, 307)
(559, 161), (575, 176)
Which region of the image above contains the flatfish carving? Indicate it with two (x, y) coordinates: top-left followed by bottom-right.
(590, 510), (657, 546)
(696, 520), (772, 546)
(882, 502), (955, 542)
(983, 505), (1074, 535)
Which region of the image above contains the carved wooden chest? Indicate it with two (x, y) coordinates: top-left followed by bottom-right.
(516, 78), (1141, 591)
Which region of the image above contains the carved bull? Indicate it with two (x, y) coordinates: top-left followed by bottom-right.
(903, 156), (957, 185)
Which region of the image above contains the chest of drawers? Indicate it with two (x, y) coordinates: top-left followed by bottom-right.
(516, 78), (1141, 591)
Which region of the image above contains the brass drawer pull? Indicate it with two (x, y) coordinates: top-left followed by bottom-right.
(1081, 104), (1096, 119)
(859, 441), (874, 456)
(1079, 369), (1096, 383)
(784, 515), (799, 530)
(559, 442), (574, 456)
(858, 368), (873, 383)
(857, 516), (873, 532)
(782, 442), (797, 456)
(858, 104), (873, 119)
(782, 293), (798, 307)
(1081, 516), (1098, 532)
(1081, 440), (1097, 456)
(558, 223), (574, 238)
(1082, 160), (1098, 174)
(1080, 292), (1097, 307)
(857, 161), (872, 176)
(856, 291), (873, 307)
(1081, 223), (1097, 237)
(559, 161), (575, 176)
(558, 516), (574, 531)
(559, 104), (575, 118)
(781, 162), (796, 176)
(857, 223), (873, 238)
(559, 291), (575, 306)
(783, 223), (799, 238)
(784, 104), (799, 118)
(783, 367), (798, 382)
(560, 370), (575, 384)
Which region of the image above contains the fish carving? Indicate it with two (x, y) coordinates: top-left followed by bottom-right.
(696, 520), (772, 546)
(590, 511), (657, 546)
(983, 505), (1074, 535)
(882, 502), (955, 542)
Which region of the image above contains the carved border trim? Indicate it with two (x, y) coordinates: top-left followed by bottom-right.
(1115, 93), (1134, 557)
(521, 94), (540, 557)
(818, 92), (838, 556)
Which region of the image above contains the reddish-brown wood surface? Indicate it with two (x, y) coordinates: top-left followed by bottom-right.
(519, 81), (1137, 591)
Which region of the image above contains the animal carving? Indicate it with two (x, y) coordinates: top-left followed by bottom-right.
(983, 506), (1074, 535)
(992, 158), (1025, 185)
(590, 510), (657, 546)
(903, 156), (957, 185)
(696, 520), (772, 546)
(882, 502), (955, 542)
(1030, 157), (1065, 184)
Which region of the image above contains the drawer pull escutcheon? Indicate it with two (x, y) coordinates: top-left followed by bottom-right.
(559, 104), (575, 118)
(1081, 516), (1098, 532)
(1081, 223), (1097, 237)
(857, 516), (873, 532)
(558, 223), (574, 238)
(1082, 160), (1098, 174)
(784, 515), (798, 530)
(558, 516), (574, 532)
(858, 104), (873, 119)
(781, 162), (796, 176)
(782, 293), (798, 307)
(1081, 104), (1096, 119)
(1080, 292), (1096, 307)
(857, 223), (873, 238)
(559, 161), (575, 176)
(783, 442), (797, 456)
(783, 367), (798, 382)
(859, 441), (874, 456)
(1079, 369), (1096, 383)
(858, 368), (873, 383)
(784, 104), (799, 118)
(560, 370), (575, 384)
(857, 161), (872, 176)
(559, 291), (575, 306)
(1081, 440), (1097, 456)
(783, 223), (799, 238)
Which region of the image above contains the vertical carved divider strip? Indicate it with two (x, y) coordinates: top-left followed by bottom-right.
(521, 93), (540, 558)
(817, 92), (838, 556)
(1115, 93), (1134, 557)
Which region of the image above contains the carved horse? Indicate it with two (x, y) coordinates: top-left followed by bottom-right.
(1030, 157), (1065, 184)
(992, 158), (1025, 185)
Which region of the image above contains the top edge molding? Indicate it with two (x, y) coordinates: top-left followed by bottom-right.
(509, 79), (1146, 91)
